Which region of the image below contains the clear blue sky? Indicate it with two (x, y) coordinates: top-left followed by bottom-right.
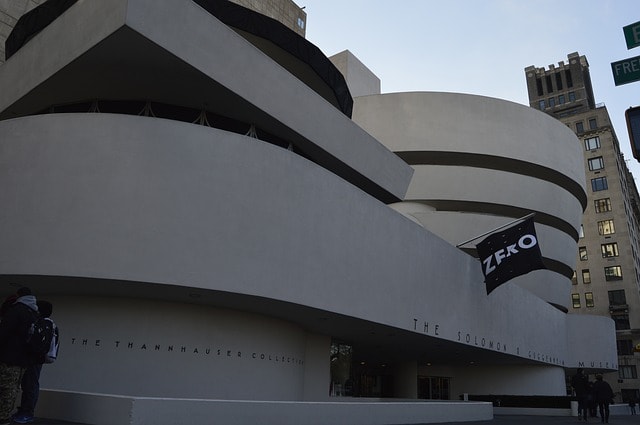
(301, 0), (640, 182)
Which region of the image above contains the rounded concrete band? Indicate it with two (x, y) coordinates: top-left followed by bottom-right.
(0, 112), (615, 403)
(353, 92), (586, 310)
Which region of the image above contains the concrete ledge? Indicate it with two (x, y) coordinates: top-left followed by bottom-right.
(36, 390), (493, 425)
(494, 407), (572, 416)
(36, 390), (134, 425)
(495, 404), (635, 417)
(611, 403), (637, 416)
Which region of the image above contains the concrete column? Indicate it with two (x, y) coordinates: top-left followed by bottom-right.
(302, 333), (331, 401)
(395, 361), (418, 399)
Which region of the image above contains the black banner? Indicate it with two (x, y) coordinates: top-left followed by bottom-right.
(476, 217), (546, 295)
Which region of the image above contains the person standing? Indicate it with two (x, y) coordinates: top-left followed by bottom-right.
(12, 300), (58, 424)
(572, 368), (589, 421)
(587, 380), (598, 418)
(0, 287), (38, 425)
(593, 374), (614, 424)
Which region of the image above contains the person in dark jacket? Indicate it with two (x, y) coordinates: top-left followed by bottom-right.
(13, 300), (58, 424)
(593, 374), (615, 424)
(0, 295), (17, 317)
(587, 380), (598, 418)
(572, 368), (589, 421)
(0, 287), (38, 425)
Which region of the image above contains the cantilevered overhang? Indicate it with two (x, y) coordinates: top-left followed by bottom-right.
(0, 0), (412, 202)
(6, 0), (352, 118)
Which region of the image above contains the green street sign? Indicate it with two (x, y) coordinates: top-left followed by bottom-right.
(627, 107), (640, 161)
(611, 55), (640, 86)
(624, 21), (640, 49)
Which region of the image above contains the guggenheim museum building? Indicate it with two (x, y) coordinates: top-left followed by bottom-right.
(0, 0), (616, 424)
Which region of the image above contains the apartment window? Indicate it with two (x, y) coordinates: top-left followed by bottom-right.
(565, 70), (573, 87)
(572, 293), (581, 308)
(591, 177), (608, 192)
(604, 265), (623, 281)
(594, 198), (612, 213)
(548, 97), (555, 108)
(619, 365), (637, 379)
(576, 122), (584, 133)
(588, 156), (605, 171)
(558, 94), (566, 104)
(618, 339), (634, 355)
(545, 75), (553, 92)
(585, 292), (594, 308)
(555, 73), (563, 91)
(539, 100), (546, 110)
(609, 289), (627, 306)
(601, 243), (619, 258)
(579, 225), (584, 238)
(612, 313), (631, 330)
(585, 136), (600, 150)
(581, 269), (591, 284)
(598, 219), (615, 235)
(296, 17), (305, 29)
(569, 92), (576, 102)
(572, 270), (578, 285)
(589, 118), (597, 129)
(579, 246), (588, 260)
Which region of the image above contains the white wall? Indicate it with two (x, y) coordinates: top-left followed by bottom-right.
(566, 314), (617, 369)
(451, 365), (568, 396)
(352, 92), (587, 310)
(303, 334), (331, 401)
(329, 50), (381, 97)
(352, 92), (585, 190)
(41, 295), (309, 400)
(0, 0), (619, 422)
(0, 0), (412, 200)
(0, 113), (616, 400)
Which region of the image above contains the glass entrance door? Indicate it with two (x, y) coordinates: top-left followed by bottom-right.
(418, 376), (450, 400)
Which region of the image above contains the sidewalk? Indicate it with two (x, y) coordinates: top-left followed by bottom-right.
(22, 414), (640, 425)
(437, 414), (640, 425)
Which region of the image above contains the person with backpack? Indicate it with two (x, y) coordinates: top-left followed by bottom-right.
(0, 287), (38, 425)
(12, 300), (59, 424)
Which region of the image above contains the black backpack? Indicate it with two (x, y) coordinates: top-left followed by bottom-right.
(26, 314), (55, 362)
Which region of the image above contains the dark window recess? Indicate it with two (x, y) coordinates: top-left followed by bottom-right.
(545, 75), (553, 93)
(609, 289), (626, 305)
(536, 79), (544, 96)
(555, 73), (563, 90)
(565, 70), (573, 88)
(617, 339), (634, 355)
(612, 314), (630, 330)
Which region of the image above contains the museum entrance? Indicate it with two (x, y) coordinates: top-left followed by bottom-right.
(350, 362), (394, 397)
(330, 340), (394, 397)
(418, 375), (450, 400)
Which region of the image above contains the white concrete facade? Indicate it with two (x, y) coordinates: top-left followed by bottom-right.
(0, 0), (617, 424)
(330, 50), (381, 97)
(352, 92), (586, 310)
